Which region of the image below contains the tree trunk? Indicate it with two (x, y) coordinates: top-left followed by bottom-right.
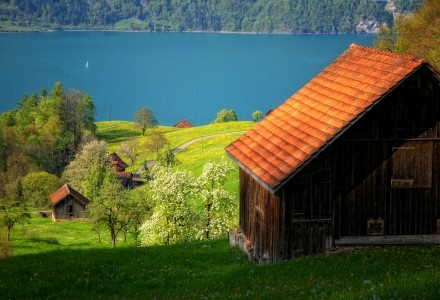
(7, 227), (11, 241)
(206, 203), (212, 239)
(111, 229), (116, 248)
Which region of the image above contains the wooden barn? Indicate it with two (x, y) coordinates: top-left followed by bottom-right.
(110, 152), (129, 172)
(226, 44), (440, 263)
(174, 119), (193, 128)
(51, 184), (90, 221)
(109, 152), (134, 188)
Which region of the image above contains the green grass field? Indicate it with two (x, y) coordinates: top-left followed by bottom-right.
(1, 215), (440, 299)
(2, 121), (440, 299)
(96, 120), (255, 175)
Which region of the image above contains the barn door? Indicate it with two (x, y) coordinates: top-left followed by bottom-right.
(388, 141), (434, 234)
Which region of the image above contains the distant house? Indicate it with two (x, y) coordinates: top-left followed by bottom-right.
(226, 44), (440, 263)
(51, 184), (90, 221)
(110, 152), (129, 172)
(174, 119), (193, 128)
(109, 152), (133, 188)
(117, 171), (134, 188)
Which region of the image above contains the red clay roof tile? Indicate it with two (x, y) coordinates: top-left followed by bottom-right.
(51, 184), (90, 206)
(226, 44), (426, 192)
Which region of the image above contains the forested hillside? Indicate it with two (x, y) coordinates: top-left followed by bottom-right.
(375, 0), (439, 69)
(0, 0), (422, 33)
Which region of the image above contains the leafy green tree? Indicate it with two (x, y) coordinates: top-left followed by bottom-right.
(22, 171), (60, 209)
(252, 110), (263, 121)
(197, 161), (236, 239)
(118, 138), (140, 170)
(143, 129), (169, 154)
(375, 0), (440, 69)
(88, 170), (146, 248)
(156, 147), (179, 167)
(134, 107), (158, 136)
(63, 139), (109, 196)
(0, 200), (30, 241)
(81, 95), (97, 134)
(212, 109), (238, 123)
(140, 167), (197, 245)
(126, 187), (153, 244)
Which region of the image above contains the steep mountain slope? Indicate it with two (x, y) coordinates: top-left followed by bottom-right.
(0, 0), (422, 33)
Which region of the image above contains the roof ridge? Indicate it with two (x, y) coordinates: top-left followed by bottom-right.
(349, 44), (425, 64)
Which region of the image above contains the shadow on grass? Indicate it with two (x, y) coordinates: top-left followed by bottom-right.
(1, 240), (440, 299)
(27, 237), (61, 245)
(96, 129), (141, 141)
(0, 238), (250, 299)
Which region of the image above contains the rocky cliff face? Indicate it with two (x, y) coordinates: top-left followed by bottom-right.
(355, 18), (382, 33)
(355, 0), (396, 33)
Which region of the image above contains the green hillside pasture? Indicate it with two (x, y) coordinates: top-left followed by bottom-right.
(164, 121), (255, 150)
(10, 213), (121, 256)
(96, 121), (254, 173)
(175, 132), (244, 195)
(1, 215), (440, 299)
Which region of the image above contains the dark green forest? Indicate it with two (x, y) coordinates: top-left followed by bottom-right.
(0, 0), (422, 33)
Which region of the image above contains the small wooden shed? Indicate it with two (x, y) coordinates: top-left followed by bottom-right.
(51, 184), (90, 221)
(174, 119), (193, 128)
(226, 44), (440, 263)
(110, 152), (129, 172)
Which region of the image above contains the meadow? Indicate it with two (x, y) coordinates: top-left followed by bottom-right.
(1, 120), (440, 299)
(2, 214), (440, 299)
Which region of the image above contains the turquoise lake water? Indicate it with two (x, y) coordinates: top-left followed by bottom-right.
(0, 32), (375, 125)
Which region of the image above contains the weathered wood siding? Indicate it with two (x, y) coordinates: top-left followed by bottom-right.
(239, 169), (281, 262)
(239, 66), (440, 262)
(53, 195), (87, 220)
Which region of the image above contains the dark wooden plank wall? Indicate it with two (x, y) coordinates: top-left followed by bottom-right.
(239, 169), (282, 262)
(334, 68), (440, 238)
(53, 196), (87, 220)
(239, 66), (440, 261)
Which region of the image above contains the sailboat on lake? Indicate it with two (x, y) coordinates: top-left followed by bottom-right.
(85, 61), (89, 69)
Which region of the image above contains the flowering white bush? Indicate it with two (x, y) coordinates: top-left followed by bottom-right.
(140, 167), (197, 245)
(197, 160), (237, 240)
(140, 161), (238, 245)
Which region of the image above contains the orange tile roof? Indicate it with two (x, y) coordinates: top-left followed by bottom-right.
(51, 184), (90, 206)
(226, 44), (427, 192)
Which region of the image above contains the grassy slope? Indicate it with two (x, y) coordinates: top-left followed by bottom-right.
(96, 120), (255, 176)
(1, 215), (440, 299)
(2, 121), (440, 298)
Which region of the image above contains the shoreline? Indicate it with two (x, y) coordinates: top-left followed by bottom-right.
(0, 28), (379, 35)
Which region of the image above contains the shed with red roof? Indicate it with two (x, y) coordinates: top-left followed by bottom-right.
(226, 44), (440, 263)
(173, 119), (193, 128)
(110, 152), (129, 172)
(51, 184), (90, 221)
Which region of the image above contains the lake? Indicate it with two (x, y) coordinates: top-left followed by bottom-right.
(0, 32), (375, 125)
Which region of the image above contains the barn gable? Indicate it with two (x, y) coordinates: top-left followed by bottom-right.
(226, 44), (440, 263)
(226, 44), (431, 193)
(110, 152), (129, 172)
(51, 184), (90, 221)
(174, 119), (193, 128)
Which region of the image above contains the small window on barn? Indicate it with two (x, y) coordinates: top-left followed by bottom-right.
(391, 141), (432, 188)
